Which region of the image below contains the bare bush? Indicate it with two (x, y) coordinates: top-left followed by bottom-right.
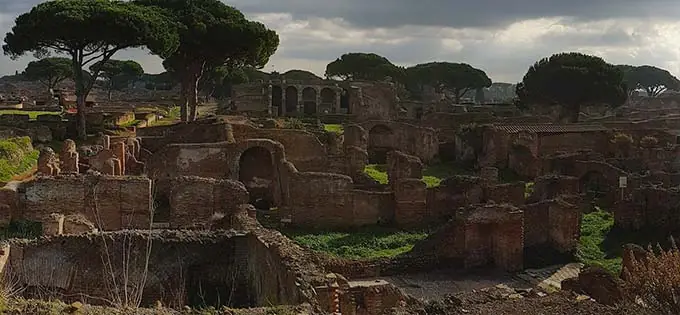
(622, 240), (680, 314)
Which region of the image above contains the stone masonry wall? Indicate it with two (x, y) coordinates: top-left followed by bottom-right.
(0, 230), (322, 308)
(19, 175), (152, 231)
(169, 176), (249, 229)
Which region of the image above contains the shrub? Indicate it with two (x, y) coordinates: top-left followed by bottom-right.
(640, 136), (659, 149)
(622, 241), (680, 314)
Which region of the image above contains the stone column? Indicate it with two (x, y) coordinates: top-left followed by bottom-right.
(335, 89), (342, 114)
(281, 87), (287, 117)
(297, 87), (304, 115)
(266, 84), (273, 116)
(315, 88), (322, 115)
(112, 142), (126, 175)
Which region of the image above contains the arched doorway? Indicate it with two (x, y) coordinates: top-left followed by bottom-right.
(271, 85), (283, 116)
(580, 171), (609, 201)
(302, 87), (317, 115)
(340, 88), (350, 113)
(368, 124), (394, 164)
(285, 86), (298, 115)
(320, 88), (336, 114)
(239, 147), (275, 210)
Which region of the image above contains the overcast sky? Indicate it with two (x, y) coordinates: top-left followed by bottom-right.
(1, 0), (679, 83)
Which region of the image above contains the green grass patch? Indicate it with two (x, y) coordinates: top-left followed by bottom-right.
(577, 208), (622, 274)
(0, 220), (42, 240)
(364, 164), (388, 184)
(148, 106), (180, 127)
(324, 124), (343, 134)
(0, 110), (61, 120)
(0, 137), (38, 182)
(283, 227), (429, 259)
(364, 162), (474, 188)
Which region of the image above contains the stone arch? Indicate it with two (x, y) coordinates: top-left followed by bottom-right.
(341, 88), (350, 113)
(320, 88), (336, 114)
(285, 86), (298, 115)
(239, 146), (276, 209)
(272, 85), (283, 116)
(508, 144), (538, 179)
(579, 170), (609, 200)
(302, 87), (317, 115)
(368, 124), (394, 164)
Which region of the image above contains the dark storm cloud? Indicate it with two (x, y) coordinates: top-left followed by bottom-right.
(227, 0), (680, 29)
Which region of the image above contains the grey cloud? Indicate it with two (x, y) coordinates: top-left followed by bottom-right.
(226, 0), (680, 29)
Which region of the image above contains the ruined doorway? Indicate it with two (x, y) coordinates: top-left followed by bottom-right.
(285, 86), (298, 115)
(580, 171), (609, 201)
(340, 88), (350, 113)
(239, 147), (275, 210)
(368, 124), (394, 164)
(302, 87), (317, 115)
(320, 88), (336, 114)
(186, 263), (253, 308)
(271, 85), (283, 116)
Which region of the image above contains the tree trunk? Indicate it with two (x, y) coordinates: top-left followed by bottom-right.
(72, 59), (87, 140)
(179, 75), (189, 122)
(188, 75), (199, 121)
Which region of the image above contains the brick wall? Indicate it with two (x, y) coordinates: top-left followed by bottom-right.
(20, 175), (151, 230)
(169, 176), (249, 229)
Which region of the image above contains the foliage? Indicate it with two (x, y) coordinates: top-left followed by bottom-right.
(0, 220), (42, 240)
(0, 110), (61, 120)
(91, 59), (144, 99)
(364, 163), (471, 188)
(639, 136), (659, 149)
(516, 52), (627, 122)
(325, 52), (404, 81)
(3, 0), (179, 139)
(623, 241), (680, 315)
(283, 226), (429, 259)
(577, 208), (622, 274)
(149, 106), (181, 126)
(198, 66), (249, 99)
(137, 0), (279, 121)
(619, 65), (680, 97)
(282, 118), (305, 130)
(281, 69), (322, 81)
(405, 62), (492, 103)
(23, 57), (73, 92)
(323, 124), (343, 134)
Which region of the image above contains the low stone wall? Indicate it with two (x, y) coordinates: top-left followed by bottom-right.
(0, 229), (326, 308)
(18, 175), (152, 231)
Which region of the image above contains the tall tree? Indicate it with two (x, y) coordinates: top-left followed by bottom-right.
(516, 52), (627, 122)
(406, 62), (492, 103)
(3, 0), (179, 139)
(619, 65), (680, 97)
(136, 0), (279, 121)
(325, 53), (404, 81)
(23, 57), (74, 94)
(90, 59), (144, 100)
(198, 66), (249, 100)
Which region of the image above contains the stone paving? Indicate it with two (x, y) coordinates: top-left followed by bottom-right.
(362, 263), (584, 300)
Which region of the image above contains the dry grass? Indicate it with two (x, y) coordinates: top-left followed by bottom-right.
(623, 240), (680, 314)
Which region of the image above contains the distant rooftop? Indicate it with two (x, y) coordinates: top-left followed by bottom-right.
(493, 123), (609, 134)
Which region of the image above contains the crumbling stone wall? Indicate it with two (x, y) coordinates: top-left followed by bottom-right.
(0, 230), (325, 308)
(19, 175), (152, 231)
(412, 203), (524, 272)
(521, 197), (581, 255)
(169, 176), (249, 229)
(360, 120), (438, 164)
(232, 124), (328, 172)
(614, 186), (680, 231)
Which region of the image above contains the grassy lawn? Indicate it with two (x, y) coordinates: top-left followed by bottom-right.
(576, 207), (679, 275)
(364, 162), (474, 188)
(0, 137), (38, 182)
(147, 106), (180, 127)
(0, 110), (61, 120)
(282, 226), (429, 259)
(577, 208), (622, 274)
(324, 124), (343, 134)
